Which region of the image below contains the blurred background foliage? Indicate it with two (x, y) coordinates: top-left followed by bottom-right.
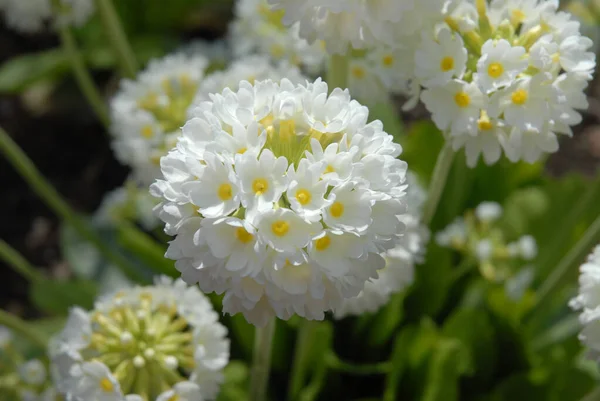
(1, 0), (600, 400)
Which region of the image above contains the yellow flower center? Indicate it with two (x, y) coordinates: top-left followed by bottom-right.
(271, 220), (290, 237)
(440, 56), (455, 72)
(252, 178), (269, 195)
(511, 88), (528, 105)
(351, 66), (366, 79)
(511, 9), (526, 25)
(315, 236), (331, 251)
(382, 55), (394, 67)
(330, 202), (345, 218)
(295, 189), (312, 206)
(140, 125), (154, 139)
(237, 147), (247, 154)
(235, 227), (253, 244)
(218, 183), (233, 201)
(324, 165), (335, 174)
(454, 91), (471, 108)
(167, 395), (180, 401)
(100, 377), (114, 392)
(487, 62), (504, 78)
(478, 118), (493, 131)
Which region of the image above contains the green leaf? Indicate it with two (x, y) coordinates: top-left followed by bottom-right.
(501, 187), (550, 237)
(0, 50), (70, 94)
(443, 308), (496, 383)
(420, 338), (472, 401)
(489, 373), (548, 401)
(370, 101), (404, 141)
(217, 361), (250, 401)
(30, 279), (98, 315)
(367, 292), (406, 347)
(401, 121), (444, 183)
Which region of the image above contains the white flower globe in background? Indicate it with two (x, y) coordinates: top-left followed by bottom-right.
(412, 0), (596, 166)
(151, 78), (409, 326)
(570, 245), (600, 359)
(50, 277), (230, 401)
(334, 172), (429, 318)
(0, 0), (94, 32)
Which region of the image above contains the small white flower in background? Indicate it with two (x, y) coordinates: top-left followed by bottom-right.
(18, 359), (47, 386)
(93, 180), (161, 231)
(334, 172), (429, 318)
(0, 325), (12, 348)
(570, 245), (600, 359)
(110, 53), (209, 186)
(407, 0), (595, 167)
(152, 78), (409, 326)
(230, 0), (326, 73)
(267, 0), (415, 54)
(50, 277), (230, 401)
(179, 39), (231, 69)
(0, 0), (93, 32)
(436, 201), (538, 282)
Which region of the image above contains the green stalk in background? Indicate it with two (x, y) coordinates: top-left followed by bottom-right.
(95, 0), (138, 78)
(249, 318), (276, 401)
(0, 239), (43, 283)
(58, 24), (110, 128)
(421, 143), (455, 225)
(0, 126), (144, 283)
(327, 53), (349, 90)
(0, 309), (47, 349)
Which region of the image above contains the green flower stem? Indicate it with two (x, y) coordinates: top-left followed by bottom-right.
(249, 317), (276, 401)
(0, 126), (144, 283)
(327, 53), (349, 91)
(0, 309), (47, 349)
(57, 24), (110, 128)
(580, 387), (600, 401)
(288, 320), (318, 400)
(325, 352), (391, 375)
(534, 213), (600, 310)
(0, 239), (43, 282)
(421, 143), (455, 225)
(95, 0), (138, 78)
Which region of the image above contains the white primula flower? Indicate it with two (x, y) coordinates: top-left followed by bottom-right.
(267, 0), (415, 54)
(54, 0), (95, 27)
(406, 0), (595, 165)
(570, 245), (600, 358)
(421, 79), (486, 135)
(415, 27), (467, 87)
(0, 0), (51, 32)
(18, 359), (47, 386)
(334, 172), (429, 318)
(435, 217), (467, 248)
(51, 277), (230, 401)
(475, 39), (527, 93)
(475, 201), (503, 222)
(110, 52), (209, 186)
(152, 78), (409, 326)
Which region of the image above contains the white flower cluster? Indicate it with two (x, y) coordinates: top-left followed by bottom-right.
(267, 0), (415, 54)
(334, 173), (429, 318)
(436, 201), (537, 281)
(111, 52), (305, 186)
(0, 0), (94, 32)
(570, 245), (600, 360)
(110, 53), (209, 186)
(50, 277), (230, 401)
(230, 0), (326, 74)
(151, 78), (408, 326)
(0, 326), (57, 401)
(414, 0), (595, 166)
(93, 180), (161, 231)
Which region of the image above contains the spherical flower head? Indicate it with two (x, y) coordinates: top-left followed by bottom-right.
(230, 0), (326, 73)
(54, 0), (95, 27)
(570, 245), (600, 357)
(110, 53), (209, 186)
(0, 0), (51, 33)
(50, 277), (230, 401)
(334, 172), (428, 318)
(267, 0), (416, 54)
(151, 78), (409, 326)
(415, 0), (596, 167)
(475, 201), (502, 222)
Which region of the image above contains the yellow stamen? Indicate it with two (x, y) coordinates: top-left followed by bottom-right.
(511, 88), (528, 105)
(100, 377), (114, 392)
(330, 202), (344, 218)
(315, 236), (331, 251)
(295, 189), (312, 206)
(440, 56), (455, 72)
(235, 227), (253, 244)
(217, 183), (233, 201)
(454, 92), (471, 108)
(252, 178), (269, 195)
(271, 220), (290, 237)
(487, 62), (504, 78)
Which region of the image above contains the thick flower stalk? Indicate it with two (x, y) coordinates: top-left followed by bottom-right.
(0, 326), (57, 401)
(0, 0), (94, 32)
(334, 172), (429, 318)
(151, 78), (409, 326)
(267, 0), (415, 54)
(570, 245), (600, 359)
(50, 277), (230, 401)
(411, 0), (595, 166)
(436, 201), (537, 282)
(230, 0), (326, 74)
